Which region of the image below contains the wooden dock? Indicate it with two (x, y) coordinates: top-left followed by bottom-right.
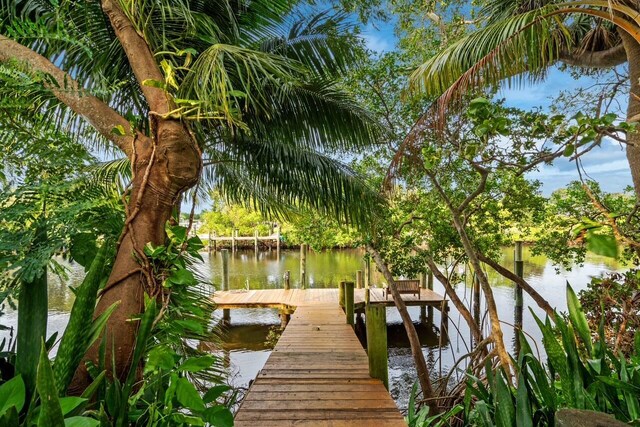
(213, 287), (447, 311)
(234, 304), (407, 426)
(215, 288), (448, 426)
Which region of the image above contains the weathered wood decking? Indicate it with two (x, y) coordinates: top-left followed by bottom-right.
(213, 287), (446, 310)
(234, 304), (407, 426)
(216, 288), (448, 426)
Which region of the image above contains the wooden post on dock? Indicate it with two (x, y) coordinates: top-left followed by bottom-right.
(365, 288), (388, 390)
(284, 270), (290, 290)
(276, 226), (281, 259)
(420, 271), (427, 325)
(439, 300), (449, 344)
(339, 281), (345, 308)
(231, 229), (236, 253)
(213, 231), (217, 252)
(221, 249), (230, 325)
(364, 257), (371, 289)
(514, 241), (524, 354)
(208, 232), (212, 253)
(356, 270), (363, 289)
(345, 281), (355, 325)
(254, 229), (259, 254)
(300, 243), (307, 289)
(427, 269), (434, 323)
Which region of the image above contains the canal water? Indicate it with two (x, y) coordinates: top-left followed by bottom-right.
(0, 247), (626, 410)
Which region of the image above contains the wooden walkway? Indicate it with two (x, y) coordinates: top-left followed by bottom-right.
(214, 287), (446, 310)
(234, 304), (407, 426)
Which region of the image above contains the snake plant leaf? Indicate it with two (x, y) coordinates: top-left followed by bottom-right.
(36, 339), (65, 427)
(566, 283), (593, 355)
(516, 369), (533, 427)
(54, 241), (113, 393)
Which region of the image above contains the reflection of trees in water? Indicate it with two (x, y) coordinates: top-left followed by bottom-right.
(46, 260), (83, 312)
(205, 248), (386, 290)
(45, 246), (629, 313)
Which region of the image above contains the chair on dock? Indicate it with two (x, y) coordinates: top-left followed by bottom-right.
(383, 279), (420, 299)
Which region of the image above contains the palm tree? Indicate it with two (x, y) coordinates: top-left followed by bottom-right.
(409, 0), (640, 197)
(0, 0), (384, 391)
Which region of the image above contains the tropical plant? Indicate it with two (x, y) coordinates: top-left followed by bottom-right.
(0, 157), (124, 399)
(460, 284), (640, 426)
(0, 0), (384, 391)
(0, 227), (232, 426)
(579, 269), (640, 356)
(409, 0), (640, 199)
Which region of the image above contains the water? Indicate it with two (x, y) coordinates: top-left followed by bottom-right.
(0, 247), (627, 409)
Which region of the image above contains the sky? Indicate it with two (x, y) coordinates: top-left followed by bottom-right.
(359, 22), (633, 197)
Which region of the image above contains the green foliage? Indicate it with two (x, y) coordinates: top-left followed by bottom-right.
(579, 270), (640, 356)
(53, 241), (114, 395)
(406, 382), (463, 427)
(0, 375), (25, 421)
(463, 284), (640, 426)
(36, 341), (65, 426)
(106, 223), (234, 427)
(533, 181), (638, 268)
(200, 194), (359, 250)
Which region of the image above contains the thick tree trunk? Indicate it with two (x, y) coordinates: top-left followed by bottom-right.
(367, 246), (439, 412)
(620, 31), (640, 200)
(69, 121), (201, 393)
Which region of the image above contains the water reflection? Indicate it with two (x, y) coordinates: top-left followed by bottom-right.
(0, 247), (628, 410)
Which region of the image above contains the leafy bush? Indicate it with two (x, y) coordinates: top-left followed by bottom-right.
(0, 226), (235, 426)
(461, 285), (640, 426)
(579, 269), (640, 356)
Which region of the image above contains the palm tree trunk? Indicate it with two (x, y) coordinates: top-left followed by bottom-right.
(620, 31), (640, 200)
(69, 122), (201, 393)
(366, 246), (439, 412)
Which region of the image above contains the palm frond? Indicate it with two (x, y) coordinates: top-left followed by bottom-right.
(202, 137), (384, 228)
(410, 8), (572, 99)
(178, 43), (304, 127)
(244, 78), (387, 152)
(257, 11), (363, 78)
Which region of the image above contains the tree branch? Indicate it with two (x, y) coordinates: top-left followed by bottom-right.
(0, 35), (142, 156)
(559, 43), (627, 68)
(101, 0), (170, 115)
(476, 252), (554, 317)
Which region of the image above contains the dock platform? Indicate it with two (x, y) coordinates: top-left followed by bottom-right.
(213, 287), (447, 311)
(215, 288), (448, 426)
(233, 304), (407, 426)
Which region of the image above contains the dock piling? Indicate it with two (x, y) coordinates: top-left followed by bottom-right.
(364, 257), (371, 289)
(284, 270), (290, 290)
(339, 281), (345, 308)
(366, 300), (388, 390)
(356, 270), (363, 289)
(427, 269), (434, 322)
(254, 229), (259, 254)
(439, 300), (449, 343)
(419, 270), (427, 325)
(221, 249), (230, 325)
(300, 243), (307, 289)
(345, 281), (355, 325)
(514, 241), (524, 354)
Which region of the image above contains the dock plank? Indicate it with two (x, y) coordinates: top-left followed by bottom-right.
(213, 287), (445, 309)
(233, 304), (407, 426)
